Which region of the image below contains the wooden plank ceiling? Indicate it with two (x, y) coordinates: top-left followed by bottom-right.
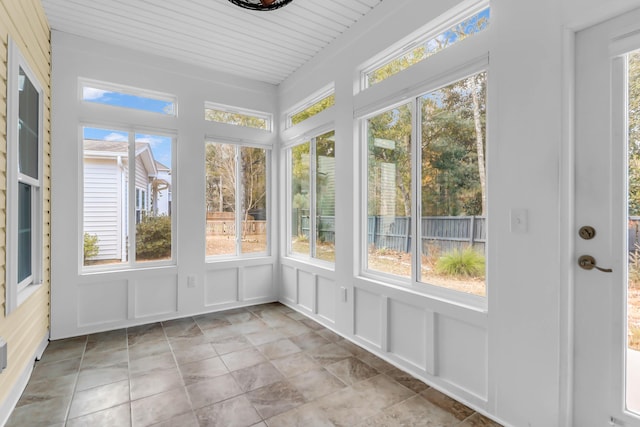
(41, 0), (383, 85)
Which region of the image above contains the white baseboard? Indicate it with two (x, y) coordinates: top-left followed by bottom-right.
(0, 332), (50, 427)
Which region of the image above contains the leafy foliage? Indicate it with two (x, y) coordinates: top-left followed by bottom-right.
(630, 52), (640, 215)
(205, 108), (268, 130)
(136, 216), (172, 259)
(367, 73), (486, 219)
(435, 247), (485, 278)
(83, 233), (99, 262)
(290, 94), (335, 125)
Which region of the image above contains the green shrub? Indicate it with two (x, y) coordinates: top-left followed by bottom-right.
(436, 247), (485, 278)
(83, 233), (99, 262)
(136, 215), (172, 260)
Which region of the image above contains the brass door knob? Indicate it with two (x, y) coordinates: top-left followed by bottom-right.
(578, 255), (612, 273)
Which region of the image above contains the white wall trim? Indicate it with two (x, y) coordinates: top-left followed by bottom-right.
(558, 26), (576, 427)
(0, 332), (49, 427)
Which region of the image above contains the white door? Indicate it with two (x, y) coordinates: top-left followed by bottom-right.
(574, 8), (640, 426)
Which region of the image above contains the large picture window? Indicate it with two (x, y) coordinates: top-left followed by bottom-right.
(364, 71), (487, 297)
(289, 131), (336, 263)
(82, 127), (174, 268)
(6, 40), (44, 313)
(205, 142), (269, 258)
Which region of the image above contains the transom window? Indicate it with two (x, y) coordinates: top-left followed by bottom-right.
(364, 6), (489, 88)
(81, 79), (176, 115)
(288, 92), (335, 127)
(205, 102), (272, 131)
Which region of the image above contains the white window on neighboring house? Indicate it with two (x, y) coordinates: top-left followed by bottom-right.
(6, 39), (44, 314)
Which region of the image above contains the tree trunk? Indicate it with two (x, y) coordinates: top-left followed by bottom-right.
(470, 76), (487, 215)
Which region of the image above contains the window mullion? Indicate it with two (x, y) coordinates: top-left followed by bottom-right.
(235, 146), (242, 256)
(412, 97), (421, 284)
(128, 132), (136, 266)
(310, 138), (318, 258)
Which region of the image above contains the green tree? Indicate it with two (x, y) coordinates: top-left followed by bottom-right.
(367, 104), (412, 217)
(205, 109), (268, 130)
(629, 52), (640, 215)
(291, 94), (335, 125)
(421, 73), (486, 216)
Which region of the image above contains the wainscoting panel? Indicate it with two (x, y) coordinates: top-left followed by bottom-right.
(134, 274), (178, 318)
(78, 280), (128, 327)
(436, 314), (487, 399)
(244, 264), (274, 301)
(316, 276), (336, 323)
(205, 268), (239, 306)
(281, 264), (297, 304)
(354, 287), (382, 348)
(388, 299), (428, 370)
(297, 270), (315, 313)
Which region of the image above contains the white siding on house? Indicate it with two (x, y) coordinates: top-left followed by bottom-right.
(135, 156), (149, 191)
(84, 158), (122, 261)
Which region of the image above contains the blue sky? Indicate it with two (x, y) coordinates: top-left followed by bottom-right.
(83, 87), (174, 115)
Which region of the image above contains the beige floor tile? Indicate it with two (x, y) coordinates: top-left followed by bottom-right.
(68, 379), (130, 419)
(131, 387), (191, 427)
(66, 402), (131, 427)
(194, 395), (261, 427)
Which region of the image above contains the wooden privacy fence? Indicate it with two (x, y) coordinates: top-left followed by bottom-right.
(367, 216), (486, 255)
(293, 209), (486, 255)
(206, 220), (267, 236)
(629, 216), (640, 251)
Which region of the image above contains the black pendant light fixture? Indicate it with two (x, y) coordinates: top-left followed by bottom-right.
(228, 0), (293, 11)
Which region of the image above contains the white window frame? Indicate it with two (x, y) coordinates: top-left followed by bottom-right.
(205, 102), (273, 132)
(6, 39), (44, 314)
(205, 140), (271, 261)
(286, 86), (335, 129)
(285, 127), (336, 266)
(81, 126), (177, 272)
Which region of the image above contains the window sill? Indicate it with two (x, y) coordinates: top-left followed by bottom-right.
(355, 274), (488, 314)
(281, 255), (336, 272)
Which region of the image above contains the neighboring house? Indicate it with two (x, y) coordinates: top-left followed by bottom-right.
(83, 139), (161, 262)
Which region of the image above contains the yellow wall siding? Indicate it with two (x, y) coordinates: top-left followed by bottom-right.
(0, 0), (51, 407)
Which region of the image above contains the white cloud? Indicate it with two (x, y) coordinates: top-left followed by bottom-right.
(104, 132), (128, 142)
(136, 135), (170, 148)
(83, 87), (109, 100)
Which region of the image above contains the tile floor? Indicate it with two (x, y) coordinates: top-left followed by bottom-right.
(7, 303), (502, 427)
